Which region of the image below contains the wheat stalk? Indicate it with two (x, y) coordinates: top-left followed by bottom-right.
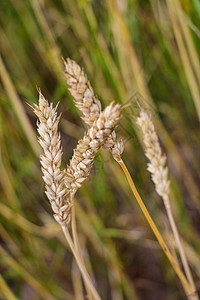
(64, 58), (195, 298)
(61, 224), (101, 300)
(137, 108), (198, 300)
(32, 91), (121, 300)
(32, 91), (100, 299)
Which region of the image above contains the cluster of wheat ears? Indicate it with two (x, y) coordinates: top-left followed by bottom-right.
(32, 58), (198, 300)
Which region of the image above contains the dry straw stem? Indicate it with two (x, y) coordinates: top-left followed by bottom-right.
(137, 109), (198, 300)
(166, 0), (200, 120)
(64, 58), (124, 160)
(71, 194), (93, 300)
(32, 92), (114, 300)
(71, 258), (84, 300)
(61, 225), (101, 300)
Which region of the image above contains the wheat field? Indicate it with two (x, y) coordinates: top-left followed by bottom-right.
(0, 0), (200, 299)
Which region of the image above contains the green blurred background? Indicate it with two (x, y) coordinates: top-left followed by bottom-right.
(0, 0), (200, 299)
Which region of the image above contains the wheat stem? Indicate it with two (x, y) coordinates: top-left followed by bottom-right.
(62, 224), (101, 300)
(163, 196), (198, 300)
(118, 159), (194, 298)
(71, 195), (93, 300)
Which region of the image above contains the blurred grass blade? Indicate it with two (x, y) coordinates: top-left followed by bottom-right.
(0, 274), (19, 300)
(0, 202), (44, 236)
(175, 4), (200, 84)
(0, 56), (40, 156)
(166, 0), (200, 120)
(0, 246), (56, 300)
(31, 0), (63, 75)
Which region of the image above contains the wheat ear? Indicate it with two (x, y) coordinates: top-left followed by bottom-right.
(64, 57), (101, 127)
(136, 108), (198, 300)
(64, 101), (121, 191)
(64, 58), (124, 161)
(32, 91), (72, 225)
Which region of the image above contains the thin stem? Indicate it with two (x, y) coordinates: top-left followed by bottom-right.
(0, 274), (19, 300)
(61, 224), (101, 300)
(71, 195), (93, 300)
(118, 159), (195, 299)
(163, 196), (198, 300)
